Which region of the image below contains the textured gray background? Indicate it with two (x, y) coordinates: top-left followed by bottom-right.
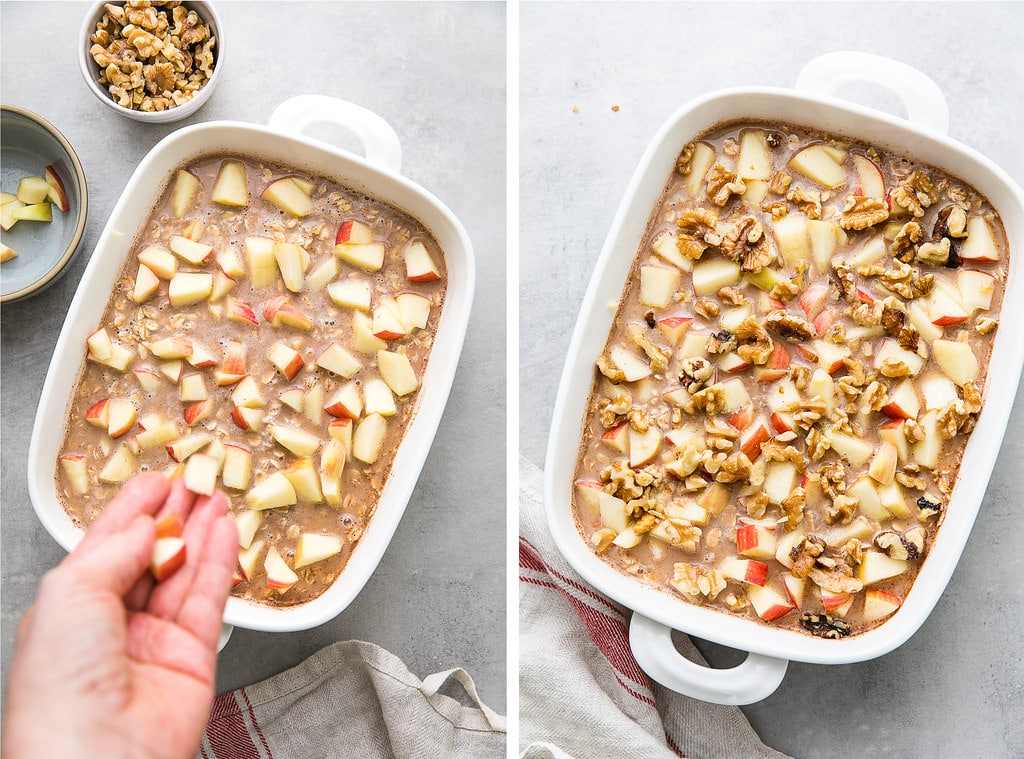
(520, 2), (1023, 757)
(1, 1), (506, 712)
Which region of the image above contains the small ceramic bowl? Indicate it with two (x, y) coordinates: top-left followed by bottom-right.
(0, 106), (88, 303)
(78, 1), (225, 124)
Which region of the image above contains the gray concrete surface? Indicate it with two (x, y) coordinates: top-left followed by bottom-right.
(520, 2), (1023, 757)
(1, 1), (506, 713)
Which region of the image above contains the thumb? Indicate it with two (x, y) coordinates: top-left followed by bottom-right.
(66, 514), (157, 598)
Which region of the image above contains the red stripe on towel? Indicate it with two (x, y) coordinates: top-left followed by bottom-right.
(240, 686), (273, 757)
(205, 692), (261, 759)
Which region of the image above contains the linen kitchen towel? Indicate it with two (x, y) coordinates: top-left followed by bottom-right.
(201, 639), (506, 759)
(520, 456), (791, 759)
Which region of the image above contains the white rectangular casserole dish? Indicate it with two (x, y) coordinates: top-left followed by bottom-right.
(27, 96), (475, 634)
(545, 52), (1024, 704)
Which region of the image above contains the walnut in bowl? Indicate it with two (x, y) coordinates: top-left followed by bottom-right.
(77, 1), (224, 124)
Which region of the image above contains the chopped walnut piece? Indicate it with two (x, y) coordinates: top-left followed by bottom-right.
(840, 195), (889, 230)
(764, 311), (815, 342)
(800, 611), (852, 639)
(675, 208), (721, 259)
(768, 171), (793, 196)
(904, 526), (927, 557)
(892, 221), (923, 263)
(839, 538), (864, 566)
(830, 260), (857, 302)
(601, 460), (661, 502)
(677, 356), (713, 393)
(627, 408), (649, 433)
(975, 317), (998, 335)
(786, 186), (822, 219)
(676, 143), (696, 175)
(743, 492), (770, 519)
(666, 438), (708, 479)
(891, 171), (939, 218)
(704, 418), (740, 440)
(962, 381), (982, 414)
(598, 391), (632, 427)
(817, 462), (847, 499)
(684, 386), (727, 416)
(879, 358), (912, 378)
(716, 452), (754, 484)
(780, 488), (806, 531)
(916, 238), (951, 267)
(763, 201), (789, 220)
(769, 279), (801, 302)
(628, 325), (670, 372)
(671, 562), (727, 601)
(718, 286), (749, 307)
(936, 400), (974, 439)
(721, 217), (773, 272)
(591, 528), (617, 554)
(826, 494), (858, 525)
(916, 493), (943, 520)
(694, 298), (721, 320)
(632, 513), (658, 535)
(808, 565), (863, 594)
(705, 330), (737, 355)
(790, 365), (811, 391)
(880, 302), (906, 338)
(595, 354), (627, 383)
(790, 535), (826, 578)
(706, 164), (746, 206)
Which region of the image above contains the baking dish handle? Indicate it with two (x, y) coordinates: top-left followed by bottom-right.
(795, 51), (949, 136)
(268, 95), (403, 174)
(628, 613), (788, 705)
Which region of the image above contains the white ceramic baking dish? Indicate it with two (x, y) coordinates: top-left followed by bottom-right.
(27, 95), (475, 636)
(545, 52), (1024, 704)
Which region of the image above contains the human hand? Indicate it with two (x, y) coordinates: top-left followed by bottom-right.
(2, 473), (238, 759)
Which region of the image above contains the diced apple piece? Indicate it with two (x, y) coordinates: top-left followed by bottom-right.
(821, 589), (854, 615)
(738, 419), (770, 460)
(862, 588), (903, 623)
(754, 342), (790, 384)
(736, 129), (772, 180)
(372, 298), (408, 340)
(628, 426), (661, 468)
(881, 379), (920, 420)
(222, 297), (258, 327)
(132, 264), (161, 304)
(262, 178), (314, 217)
(264, 546), (300, 593)
(912, 410), (941, 469)
(857, 550), (909, 586)
(171, 170), (200, 217)
(920, 372), (958, 411)
(828, 431), (874, 466)
(747, 585), (795, 622)
(179, 373), (208, 402)
(335, 219), (374, 245)
(847, 474), (889, 520)
(98, 444), (137, 483)
(247, 472), (297, 511)
(0, 243), (17, 262)
(315, 342), (361, 378)
(268, 341), (305, 380)
(783, 575), (806, 607)
(335, 242), (386, 272)
(324, 382), (362, 419)
(798, 283), (829, 320)
(698, 482), (731, 516)
(849, 233), (885, 269)
(607, 345), (651, 383)
(294, 533), (343, 569)
(691, 257), (741, 296)
(273, 242), (306, 292)
(17, 175), (51, 204)
(720, 557), (768, 586)
(229, 375), (263, 409)
(244, 236), (277, 289)
(958, 215), (999, 261)
(0, 199), (25, 231)
(211, 160), (248, 207)
(40, 166), (68, 211)
(106, 399), (137, 438)
(718, 352), (750, 374)
(852, 153), (885, 197)
(684, 142), (716, 197)
(282, 458), (324, 503)
(396, 292), (431, 331)
(932, 339), (978, 386)
(651, 231), (693, 271)
(216, 247), (246, 280)
(352, 311), (388, 354)
(655, 316), (693, 346)
(183, 453), (219, 495)
(85, 398), (111, 428)
(677, 330), (708, 360)
(222, 444), (253, 490)
(814, 340), (850, 376)
(304, 256), (339, 291)
(928, 285), (969, 326)
(147, 337), (193, 360)
(726, 405), (753, 431)
(716, 377), (752, 414)
(166, 432), (212, 463)
(270, 424), (321, 457)
(59, 454), (89, 494)
(11, 202), (51, 222)
(377, 350), (418, 396)
(808, 369), (837, 416)
(169, 235), (214, 265)
(788, 144), (847, 188)
(736, 520), (777, 560)
(86, 328), (114, 361)
(404, 240), (441, 281)
(774, 529), (807, 570)
(149, 537), (186, 582)
(363, 377), (397, 417)
(764, 461), (797, 504)
(598, 422), (629, 454)
(639, 265), (680, 308)
(878, 419), (910, 463)
(136, 421), (181, 451)
(279, 386), (304, 411)
(774, 214), (813, 266)
(874, 340), (925, 377)
(168, 271), (214, 307)
(328, 279), (373, 311)
(352, 413), (388, 464)
(233, 509), (261, 549)
(320, 437), (347, 479)
(879, 481), (912, 518)
(136, 247), (177, 281)
(237, 540), (265, 581)
(957, 270), (995, 312)
(744, 265), (786, 293)
(868, 441), (898, 485)
(719, 304), (753, 333)
(907, 302), (943, 342)
(262, 295), (312, 330)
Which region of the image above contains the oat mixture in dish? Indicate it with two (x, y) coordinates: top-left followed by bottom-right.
(573, 121), (1008, 638)
(56, 154), (447, 606)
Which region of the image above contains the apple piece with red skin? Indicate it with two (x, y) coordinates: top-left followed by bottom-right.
(813, 340), (850, 375)
(727, 405), (753, 431)
(862, 588), (903, 623)
(231, 406), (263, 431)
(404, 240), (441, 282)
(214, 340), (247, 382)
(718, 352), (750, 374)
(958, 216), (1000, 261)
(150, 537), (187, 582)
(264, 546), (299, 592)
(106, 399), (137, 439)
(396, 293), (431, 331)
(262, 295), (312, 330)
(852, 152), (885, 197)
(147, 337), (193, 360)
(719, 557), (768, 586)
(324, 383), (362, 420)
(928, 286), (969, 326)
(237, 540), (265, 582)
(607, 345), (652, 383)
(747, 585), (796, 622)
(85, 398), (111, 428)
(224, 297), (259, 327)
(165, 432), (212, 463)
(783, 575), (806, 607)
(736, 520), (777, 559)
(262, 178), (314, 217)
(878, 419), (910, 463)
(335, 219), (374, 245)
(599, 422), (629, 453)
(186, 342), (218, 368)
(59, 454), (90, 494)
(279, 386), (304, 412)
(813, 309), (835, 337)
(820, 589), (854, 615)
(739, 420), (771, 461)
(268, 341), (305, 381)
(160, 360), (184, 384)
(881, 379), (920, 420)
(697, 482), (731, 516)
(754, 342), (790, 383)
(769, 412), (795, 434)
(320, 438), (347, 479)
(183, 453), (220, 496)
(372, 299), (408, 340)
(795, 344), (817, 363)
(328, 417), (353, 453)
(867, 441), (898, 485)
(182, 399), (214, 426)
(798, 283), (829, 319)
(656, 316), (693, 346)
(628, 426), (661, 468)
(222, 443), (253, 491)
(154, 511), (183, 540)
(217, 247), (246, 280)
(44, 165), (70, 212)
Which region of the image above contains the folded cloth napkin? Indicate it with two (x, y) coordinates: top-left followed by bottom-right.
(202, 639), (506, 759)
(519, 457), (791, 759)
